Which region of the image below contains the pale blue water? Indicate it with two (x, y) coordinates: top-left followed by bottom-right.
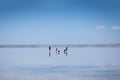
(0, 65), (120, 80)
(0, 47), (120, 80)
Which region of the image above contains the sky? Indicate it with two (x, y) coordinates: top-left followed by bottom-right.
(0, 0), (120, 44)
(0, 0), (120, 66)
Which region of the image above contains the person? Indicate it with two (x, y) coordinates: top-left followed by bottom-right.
(58, 50), (60, 54)
(49, 46), (51, 52)
(64, 49), (66, 54)
(65, 47), (68, 51)
(48, 46), (51, 57)
(56, 48), (58, 54)
(64, 47), (68, 56)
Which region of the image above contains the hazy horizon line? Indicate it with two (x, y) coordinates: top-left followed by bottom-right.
(0, 44), (120, 48)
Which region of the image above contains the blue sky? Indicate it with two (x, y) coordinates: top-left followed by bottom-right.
(0, 0), (120, 44)
(0, 0), (120, 66)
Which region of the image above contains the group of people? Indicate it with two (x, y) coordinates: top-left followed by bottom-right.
(48, 46), (68, 57)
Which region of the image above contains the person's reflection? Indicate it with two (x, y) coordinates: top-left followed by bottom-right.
(65, 52), (68, 56)
(49, 52), (51, 57)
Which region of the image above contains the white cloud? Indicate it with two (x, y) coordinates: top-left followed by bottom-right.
(96, 26), (105, 30)
(112, 26), (120, 30)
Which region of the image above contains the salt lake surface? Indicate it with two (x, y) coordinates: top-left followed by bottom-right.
(0, 47), (120, 80)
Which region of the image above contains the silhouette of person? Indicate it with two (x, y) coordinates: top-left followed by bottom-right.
(58, 50), (60, 54)
(65, 47), (68, 51)
(64, 49), (66, 54)
(49, 46), (51, 52)
(48, 46), (51, 57)
(64, 47), (68, 56)
(56, 48), (58, 54)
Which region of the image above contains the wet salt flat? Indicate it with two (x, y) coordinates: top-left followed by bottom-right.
(0, 65), (120, 80)
(0, 47), (120, 80)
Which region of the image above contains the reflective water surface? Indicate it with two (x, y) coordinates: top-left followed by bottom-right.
(0, 47), (120, 80)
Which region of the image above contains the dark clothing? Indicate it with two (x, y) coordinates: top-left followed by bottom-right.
(49, 46), (51, 51)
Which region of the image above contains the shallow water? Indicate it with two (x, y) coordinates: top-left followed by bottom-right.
(0, 47), (120, 80)
(0, 65), (120, 80)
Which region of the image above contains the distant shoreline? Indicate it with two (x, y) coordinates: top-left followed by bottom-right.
(0, 44), (120, 48)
